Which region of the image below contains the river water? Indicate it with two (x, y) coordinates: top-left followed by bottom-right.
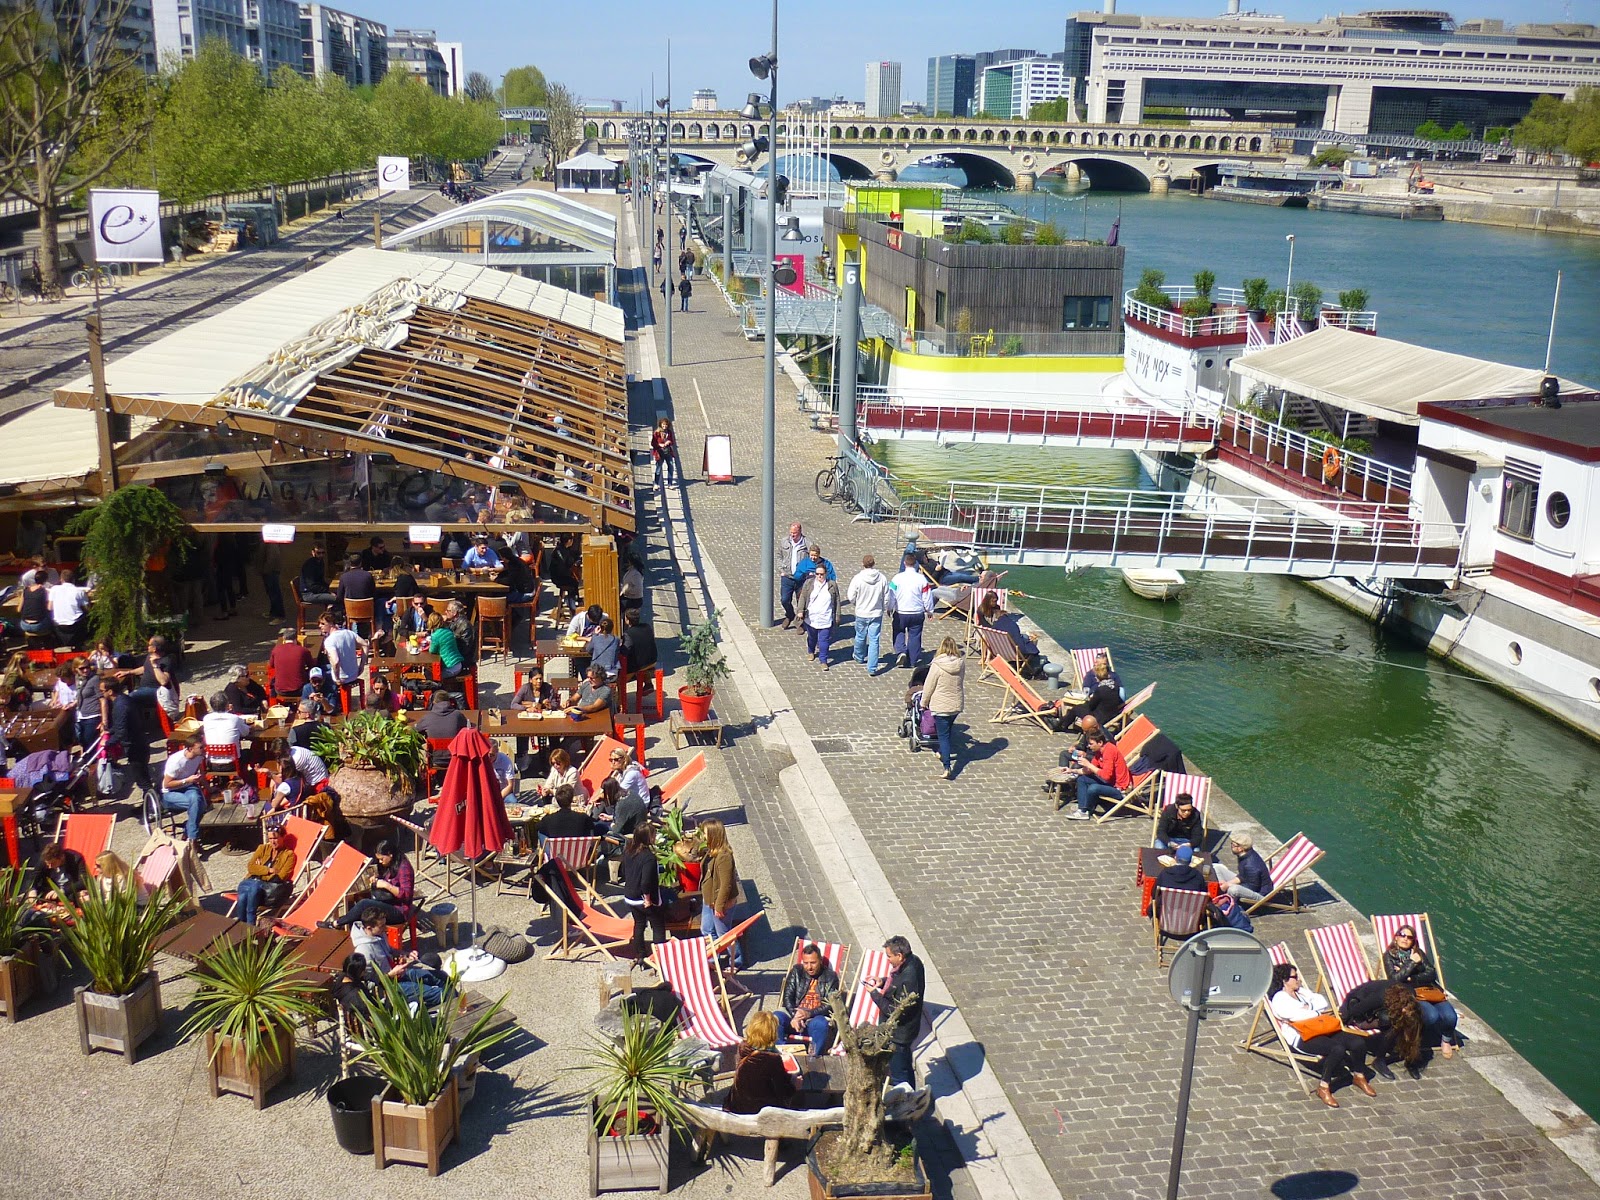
(867, 193), (1600, 1117)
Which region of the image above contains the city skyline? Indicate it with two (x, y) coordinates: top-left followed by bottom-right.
(357, 0), (1588, 110)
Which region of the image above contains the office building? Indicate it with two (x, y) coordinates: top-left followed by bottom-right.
(691, 88), (719, 112)
(865, 61), (902, 118)
(926, 53), (976, 117)
(36, 0), (157, 73)
(299, 4), (387, 87)
(974, 47), (1040, 72)
(1062, 8), (1600, 135)
(436, 39), (463, 95)
(388, 27), (449, 95)
(981, 56), (1068, 118)
(151, 0), (299, 73)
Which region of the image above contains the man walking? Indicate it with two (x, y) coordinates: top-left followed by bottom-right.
(888, 552), (931, 669)
(677, 274), (691, 312)
(847, 554), (889, 674)
(777, 522), (810, 630)
(865, 935), (927, 1091)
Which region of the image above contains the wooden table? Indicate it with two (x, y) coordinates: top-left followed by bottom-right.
(480, 708), (611, 743)
(669, 708), (725, 750)
(0, 786), (28, 868)
(285, 926), (353, 977)
(530, 637), (591, 671)
(200, 802), (268, 849)
(382, 573), (509, 603)
(1137, 848), (1219, 916)
(157, 910), (252, 963)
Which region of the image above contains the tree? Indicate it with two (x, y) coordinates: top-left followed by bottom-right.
(0, 0), (154, 296)
(1414, 120), (1448, 141)
(463, 70), (495, 103)
(544, 80), (582, 164)
(1310, 146), (1351, 168)
(151, 40), (268, 203)
(1026, 97), (1073, 123)
(1513, 94), (1574, 155)
(822, 986), (918, 1177)
(64, 485), (190, 649)
(500, 64), (547, 109)
(1444, 121), (1471, 142)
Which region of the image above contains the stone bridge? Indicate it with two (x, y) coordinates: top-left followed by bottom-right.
(588, 112), (1284, 191)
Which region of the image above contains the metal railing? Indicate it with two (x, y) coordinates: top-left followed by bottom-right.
(1123, 286), (1377, 340)
(897, 481), (1461, 574)
(860, 397), (1217, 446)
(835, 440), (901, 521)
(1216, 406), (1411, 503)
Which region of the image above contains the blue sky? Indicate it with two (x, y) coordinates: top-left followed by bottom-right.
(374, 0), (1591, 109)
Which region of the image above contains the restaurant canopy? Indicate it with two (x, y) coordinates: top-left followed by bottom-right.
(555, 152), (621, 194)
(1231, 326), (1592, 427)
(52, 248), (633, 532)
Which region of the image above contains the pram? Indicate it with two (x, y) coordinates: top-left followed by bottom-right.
(898, 689), (940, 754)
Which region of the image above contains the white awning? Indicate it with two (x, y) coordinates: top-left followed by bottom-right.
(1232, 326), (1590, 426)
(0, 402), (153, 490)
(555, 152), (620, 172)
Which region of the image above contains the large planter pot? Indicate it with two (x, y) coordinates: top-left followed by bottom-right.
(205, 1026), (295, 1109)
(678, 687), (713, 725)
(329, 764), (413, 821)
(0, 945), (42, 1024)
(328, 1075), (387, 1155)
(589, 1099), (670, 1195)
(74, 972), (162, 1063)
(372, 1076), (460, 1176)
(807, 1131), (931, 1200)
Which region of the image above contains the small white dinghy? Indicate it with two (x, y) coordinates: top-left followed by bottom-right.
(1121, 567), (1187, 601)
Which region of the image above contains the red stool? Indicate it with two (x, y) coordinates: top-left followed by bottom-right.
(338, 679), (366, 714)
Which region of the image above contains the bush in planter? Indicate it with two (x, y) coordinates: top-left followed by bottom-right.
(1179, 296), (1214, 319)
(679, 611), (731, 723)
(1263, 288), (1286, 318)
(1193, 268), (1216, 300)
(355, 969), (512, 1105)
(62, 484), (191, 652)
(1290, 281), (1323, 323)
(0, 867), (56, 1020)
(1337, 287), (1369, 313)
(1130, 268), (1171, 310)
(576, 1008), (700, 1137)
(313, 710), (426, 819)
(1241, 277), (1270, 313)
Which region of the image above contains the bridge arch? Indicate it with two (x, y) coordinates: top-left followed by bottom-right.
(863, 125), (876, 139)
(601, 121), (618, 138)
(914, 127), (928, 140)
(935, 151), (1016, 189)
(1042, 155), (1152, 192)
(827, 153), (874, 181)
(898, 126), (911, 140)
(845, 125), (860, 139)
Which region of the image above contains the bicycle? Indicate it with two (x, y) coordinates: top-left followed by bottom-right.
(70, 264), (120, 292)
(815, 456), (847, 505)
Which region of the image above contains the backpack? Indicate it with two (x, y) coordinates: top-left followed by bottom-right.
(1210, 893), (1253, 933)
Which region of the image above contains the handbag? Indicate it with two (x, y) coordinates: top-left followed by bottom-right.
(1291, 1014), (1342, 1041)
(1414, 985), (1447, 1004)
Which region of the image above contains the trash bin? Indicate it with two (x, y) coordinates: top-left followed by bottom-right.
(328, 1075), (387, 1155)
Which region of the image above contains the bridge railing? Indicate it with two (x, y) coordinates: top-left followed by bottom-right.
(897, 328), (1126, 357)
(859, 398), (1216, 446)
(1216, 406), (1412, 504)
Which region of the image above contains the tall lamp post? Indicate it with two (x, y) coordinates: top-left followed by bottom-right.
(1283, 233), (1296, 319)
(748, 0), (779, 628)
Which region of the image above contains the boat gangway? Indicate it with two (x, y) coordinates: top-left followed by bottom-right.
(901, 482), (1461, 579)
(860, 394), (1217, 453)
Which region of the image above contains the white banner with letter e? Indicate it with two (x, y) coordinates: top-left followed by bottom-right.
(378, 156), (411, 193)
(89, 189), (164, 264)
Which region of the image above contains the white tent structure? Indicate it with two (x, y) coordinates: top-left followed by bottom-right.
(555, 151), (620, 194)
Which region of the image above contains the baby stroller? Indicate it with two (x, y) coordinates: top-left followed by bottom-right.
(898, 689), (940, 754)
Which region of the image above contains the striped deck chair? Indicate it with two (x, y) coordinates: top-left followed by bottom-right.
(272, 841), (370, 937)
(1243, 833), (1325, 915)
(653, 934), (742, 1049)
(986, 658), (1055, 731)
(658, 752), (706, 811)
(1114, 714), (1158, 762)
(775, 937), (850, 1034)
(1068, 647), (1114, 693)
(829, 948), (893, 1055)
(1089, 717), (1162, 823)
(1152, 886), (1209, 967)
(55, 812), (116, 877)
(1238, 941), (1321, 1094)
(1304, 922), (1373, 1009)
(1146, 772), (1212, 842)
(132, 840), (179, 900)
(223, 813), (323, 918)
(1370, 912), (1446, 992)
(530, 833), (602, 902)
(1105, 681), (1156, 735)
(974, 625), (1024, 685)
(577, 735), (631, 801)
(541, 859), (634, 962)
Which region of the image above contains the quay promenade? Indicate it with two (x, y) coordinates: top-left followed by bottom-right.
(614, 193), (1600, 1199)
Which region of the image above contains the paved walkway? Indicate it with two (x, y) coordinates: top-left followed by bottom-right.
(619, 198), (1600, 1200)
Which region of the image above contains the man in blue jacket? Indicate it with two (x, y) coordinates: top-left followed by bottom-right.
(1218, 831), (1272, 904)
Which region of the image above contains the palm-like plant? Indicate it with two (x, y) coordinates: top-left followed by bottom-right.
(312, 710), (426, 786)
(180, 935), (324, 1064)
(54, 874), (185, 996)
(352, 969), (512, 1106)
(0, 868), (51, 957)
(577, 1010), (700, 1136)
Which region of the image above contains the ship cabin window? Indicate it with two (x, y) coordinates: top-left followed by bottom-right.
(1063, 295), (1113, 330)
(935, 289), (947, 325)
(1498, 475), (1538, 542)
(1546, 491), (1571, 530)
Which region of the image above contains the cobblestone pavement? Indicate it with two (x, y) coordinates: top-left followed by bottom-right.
(629, 213), (1600, 1199)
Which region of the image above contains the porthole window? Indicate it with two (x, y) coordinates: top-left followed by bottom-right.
(1546, 491), (1571, 529)
(1508, 641), (1523, 665)
(1591, 677), (1600, 701)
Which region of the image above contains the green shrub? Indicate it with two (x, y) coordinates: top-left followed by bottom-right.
(1290, 281), (1323, 322)
(1131, 268), (1171, 309)
(1241, 277), (1270, 311)
(1192, 269), (1215, 299)
(1337, 288), (1369, 312)
(1180, 296), (1214, 318)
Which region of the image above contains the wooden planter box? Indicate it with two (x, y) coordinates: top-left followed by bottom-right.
(74, 973), (162, 1064)
(806, 1134), (931, 1200)
(0, 947), (41, 1024)
(372, 1076), (459, 1176)
(205, 1027), (296, 1109)
(589, 1100), (669, 1196)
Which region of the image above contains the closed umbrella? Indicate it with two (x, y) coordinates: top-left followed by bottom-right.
(427, 726), (512, 941)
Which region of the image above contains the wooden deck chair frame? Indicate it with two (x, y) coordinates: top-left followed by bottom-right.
(131, 838), (182, 902)
(1066, 647), (1115, 694)
(1143, 772), (1212, 842)
(534, 833), (603, 903)
(1243, 833), (1325, 915)
(54, 812), (115, 877)
(985, 657), (1055, 732)
(223, 813), (323, 918)
(1238, 942), (1322, 1095)
(577, 735), (631, 801)
(973, 625), (1024, 686)
(1304, 921), (1374, 1010)
(658, 752), (706, 811)
(1092, 768), (1159, 825)
(1369, 912), (1445, 992)
(653, 934), (742, 1049)
(542, 859), (633, 963)
(1152, 886), (1209, 967)
(704, 910), (765, 995)
(1113, 714), (1158, 762)
(392, 813), (449, 898)
(272, 841), (371, 937)
(789, 936), (849, 980)
(1104, 681), (1156, 735)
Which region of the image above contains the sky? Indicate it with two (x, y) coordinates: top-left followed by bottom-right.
(373, 0), (1594, 109)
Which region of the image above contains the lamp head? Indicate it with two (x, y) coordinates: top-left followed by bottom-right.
(741, 93), (763, 120)
(737, 135), (769, 163)
(656, 97), (669, 110)
(1286, 233), (1295, 243)
(749, 54), (774, 81)
(781, 216), (803, 241)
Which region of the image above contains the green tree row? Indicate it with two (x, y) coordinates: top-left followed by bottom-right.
(1512, 88), (1600, 164)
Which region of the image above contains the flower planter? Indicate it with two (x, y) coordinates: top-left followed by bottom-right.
(0, 946), (42, 1024)
(678, 687), (713, 725)
(589, 1099), (670, 1195)
(205, 1026), (296, 1109)
(74, 972), (162, 1063)
(807, 1131), (931, 1200)
(372, 1076), (460, 1176)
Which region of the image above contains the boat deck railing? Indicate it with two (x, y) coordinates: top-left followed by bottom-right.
(1217, 406), (1413, 504)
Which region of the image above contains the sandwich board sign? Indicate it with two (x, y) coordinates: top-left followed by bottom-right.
(702, 434), (733, 484)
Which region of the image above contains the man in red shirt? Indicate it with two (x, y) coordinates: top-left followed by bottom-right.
(267, 627), (313, 700)
(1066, 728), (1132, 820)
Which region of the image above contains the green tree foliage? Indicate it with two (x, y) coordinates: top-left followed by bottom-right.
(64, 485), (190, 649)
(152, 40), (269, 201)
(1513, 89), (1600, 162)
(1000, 219), (1026, 245)
(1026, 98), (1073, 123)
(1131, 267), (1170, 309)
(1414, 120), (1448, 141)
(1033, 221), (1063, 245)
(1310, 146), (1351, 168)
(501, 64), (549, 108)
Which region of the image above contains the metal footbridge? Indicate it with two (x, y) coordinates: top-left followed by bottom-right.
(861, 394), (1217, 453)
(898, 481), (1461, 580)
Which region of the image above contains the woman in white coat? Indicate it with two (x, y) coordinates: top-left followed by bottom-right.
(920, 636), (966, 780)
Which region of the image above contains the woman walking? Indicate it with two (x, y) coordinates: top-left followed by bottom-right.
(797, 562), (840, 670)
(922, 636), (966, 780)
(699, 818), (743, 971)
(621, 822), (666, 961)
(650, 417), (678, 486)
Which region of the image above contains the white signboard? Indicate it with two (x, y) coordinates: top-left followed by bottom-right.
(408, 524), (442, 545)
(88, 189), (164, 264)
(378, 156), (411, 193)
(703, 433), (733, 483)
(261, 524), (297, 544)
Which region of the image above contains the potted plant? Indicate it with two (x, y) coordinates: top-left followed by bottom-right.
(808, 987), (927, 1199)
(355, 969), (512, 1175)
(181, 934), (323, 1108)
(1263, 289), (1286, 322)
(653, 806), (701, 894)
(312, 710), (426, 822)
(58, 874), (185, 1063)
(0, 867), (54, 1023)
(1130, 267), (1172, 310)
(1337, 287), (1369, 314)
(1290, 281), (1323, 324)
(677, 611), (730, 725)
(62, 483), (191, 651)
(1241, 277), (1270, 320)
(574, 1010), (700, 1194)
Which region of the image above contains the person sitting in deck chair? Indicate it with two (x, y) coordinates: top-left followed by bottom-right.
(774, 943), (841, 1057)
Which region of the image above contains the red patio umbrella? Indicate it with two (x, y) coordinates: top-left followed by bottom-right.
(428, 726), (512, 940)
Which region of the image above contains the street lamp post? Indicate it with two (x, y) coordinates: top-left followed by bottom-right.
(752, 0), (779, 628)
(660, 44), (673, 366)
(1283, 233), (1296, 319)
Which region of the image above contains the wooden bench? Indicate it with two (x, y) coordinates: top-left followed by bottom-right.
(669, 708), (725, 750)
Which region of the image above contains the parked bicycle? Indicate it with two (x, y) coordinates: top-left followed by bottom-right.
(69, 264), (121, 292)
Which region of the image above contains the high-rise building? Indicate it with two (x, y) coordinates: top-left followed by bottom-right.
(36, 0), (157, 73)
(151, 0), (299, 73)
(981, 56), (1068, 118)
(387, 27), (450, 95)
(435, 40), (463, 95)
(691, 88), (719, 112)
(299, 3), (387, 87)
(974, 47), (1039, 73)
(864, 60), (902, 118)
(926, 54), (976, 117)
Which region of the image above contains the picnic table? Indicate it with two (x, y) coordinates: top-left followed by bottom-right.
(480, 707), (612, 744)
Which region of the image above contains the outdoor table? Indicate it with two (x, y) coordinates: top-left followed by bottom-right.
(1137, 847), (1219, 916)
(1043, 766), (1076, 810)
(4, 710), (71, 753)
(0, 785), (28, 868)
(669, 708), (725, 750)
(480, 707), (611, 745)
(371, 646), (442, 690)
(157, 909), (252, 963)
(787, 1052), (848, 1099)
(200, 802), (268, 850)
(530, 636), (591, 671)
(284, 926), (353, 976)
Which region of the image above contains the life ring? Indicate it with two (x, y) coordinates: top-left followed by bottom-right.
(1155, 156), (1171, 174)
(1020, 152), (1036, 169)
(880, 149), (895, 166)
(1321, 446), (1342, 481)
